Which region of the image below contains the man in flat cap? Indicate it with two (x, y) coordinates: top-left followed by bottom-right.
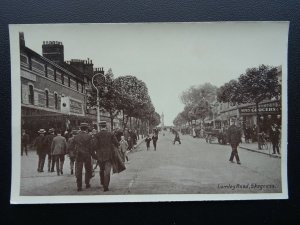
(227, 117), (242, 164)
(73, 123), (95, 191)
(95, 122), (119, 192)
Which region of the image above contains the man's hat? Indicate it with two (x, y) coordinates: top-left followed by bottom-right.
(48, 128), (55, 133)
(38, 129), (46, 134)
(71, 129), (79, 135)
(80, 122), (89, 129)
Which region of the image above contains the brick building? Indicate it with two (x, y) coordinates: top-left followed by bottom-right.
(19, 32), (103, 139)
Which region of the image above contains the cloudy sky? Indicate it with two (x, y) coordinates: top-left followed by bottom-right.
(15, 22), (288, 126)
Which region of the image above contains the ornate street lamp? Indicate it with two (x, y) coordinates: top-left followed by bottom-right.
(92, 72), (108, 132)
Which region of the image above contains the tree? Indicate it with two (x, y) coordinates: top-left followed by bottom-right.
(218, 64), (280, 149)
(114, 75), (151, 130)
(180, 83), (217, 125)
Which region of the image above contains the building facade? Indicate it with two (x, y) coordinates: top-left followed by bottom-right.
(20, 32), (100, 139)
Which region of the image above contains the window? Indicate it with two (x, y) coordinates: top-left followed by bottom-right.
(54, 93), (58, 110)
(68, 77), (71, 87)
(76, 80), (79, 91)
(29, 85), (34, 105)
(45, 90), (49, 107)
(81, 83), (84, 93)
(61, 74), (64, 85)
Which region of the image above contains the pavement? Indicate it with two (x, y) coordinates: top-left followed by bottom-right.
(20, 132), (282, 196)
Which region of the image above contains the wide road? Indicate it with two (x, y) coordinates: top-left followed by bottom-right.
(20, 132), (281, 196)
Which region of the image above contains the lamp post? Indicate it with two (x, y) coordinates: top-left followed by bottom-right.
(92, 72), (107, 132)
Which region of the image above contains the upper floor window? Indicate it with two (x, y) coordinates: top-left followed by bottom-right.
(45, 90), (49, 107)
(68, 77), (71, 87)
(54, 93), (58, 110)
(29, 85), (34, 105)
(61, 74), (64, 85)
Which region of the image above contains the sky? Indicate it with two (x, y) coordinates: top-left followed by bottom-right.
(16, 22), (288, 126)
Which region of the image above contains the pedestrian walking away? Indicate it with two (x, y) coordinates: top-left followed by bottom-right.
(34, 129), (47, 172)
(227, 118), (242, 164)
(21, 129), (29, 156)
(73, 123), (96, 191)
(173, 130), (181, 145)
(152, 133), (158, 150)
(44, 128), (56, 172)
(66, 129), (79, 175)
(119, 135), (129, 162)
(95, 123), (119, 192)
(51, 130), (67, 175)
(145, 135), (152, 150)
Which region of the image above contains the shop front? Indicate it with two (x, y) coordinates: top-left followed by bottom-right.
(239, 100), (281, 134)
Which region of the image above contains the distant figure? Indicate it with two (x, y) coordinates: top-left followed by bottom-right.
(269, 123), (280, 154)
(173, 130), (181, 145)
(51, 130), (67, 175)
(21, 129), (29, 156)
(145, 135), (152, 150)
(119, 135), (129, 162)
(192, 128), (196, 138)
(227, 118), (242, 164)
(152, 133), (158, 150)
(34, 129), (47, 172)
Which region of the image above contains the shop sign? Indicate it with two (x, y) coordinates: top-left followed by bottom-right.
(239, 101), (281, 115)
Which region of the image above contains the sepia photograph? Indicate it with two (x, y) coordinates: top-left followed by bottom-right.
(9, 22), (289, 203)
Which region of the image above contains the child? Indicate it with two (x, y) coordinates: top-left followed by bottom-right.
(145, 135), (152, 150)
(119, 135), (129, 162)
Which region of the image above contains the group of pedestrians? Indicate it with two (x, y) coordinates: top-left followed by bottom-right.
(145, 128), (159, 150)
(31, 122), (130, 192)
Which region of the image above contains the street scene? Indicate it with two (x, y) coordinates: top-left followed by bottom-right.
(21, 131), (281, 195)
(11, 22), (288, 201)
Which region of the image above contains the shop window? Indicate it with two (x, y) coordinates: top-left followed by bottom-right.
(45, 90), (49, 107)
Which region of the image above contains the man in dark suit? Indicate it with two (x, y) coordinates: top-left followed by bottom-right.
(44, 128), (55, 172)
(227, 118), (242, 164)
(73, 123), (95, 191)
(95, 122), (119, 192)
(34, 129), (47, 172)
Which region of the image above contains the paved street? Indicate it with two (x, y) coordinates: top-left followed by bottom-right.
(20, 132), (281, 196)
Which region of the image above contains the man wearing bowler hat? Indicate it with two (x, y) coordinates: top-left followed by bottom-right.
(95, 121), (119, 192)
(74, 123), (95, 191)
(34, 129), (47, 172)
(227, 117), (242, 164)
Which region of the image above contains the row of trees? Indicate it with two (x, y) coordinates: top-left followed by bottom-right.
(173, 64), (280, 149)
(173, 83), (218, 127)
(88, 69), (161, 131)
